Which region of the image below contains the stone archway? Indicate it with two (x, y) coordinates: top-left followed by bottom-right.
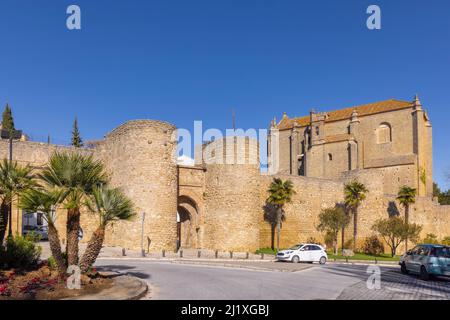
(177, 195), (199, 249)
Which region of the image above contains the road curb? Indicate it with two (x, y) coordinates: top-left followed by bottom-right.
(169, 260), (283, 272)
(63, 275), (148, 300)
(329, 260), (399, 267)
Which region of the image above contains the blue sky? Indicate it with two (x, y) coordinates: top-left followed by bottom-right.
(0, 0), (449, 189)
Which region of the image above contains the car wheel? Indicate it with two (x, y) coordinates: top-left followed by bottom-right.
(420, 266), (430, 281)
(319, 256), (327, 265)
(400, 263), (408, 274)
(291, 256), (300, 263)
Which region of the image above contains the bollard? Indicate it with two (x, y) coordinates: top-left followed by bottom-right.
(230, 251), (233, 259)
(180, 250), (183, 258)
(215, 250), (218, 259)
(122, 248), (126, 256)
(345, 257), (348, 263)
(162, 249), (166, 258)
(198, 250), (201, 258)
(261, 253), (264, 260)
(246, 252), (249, 259)
(375, 258), (378, 264)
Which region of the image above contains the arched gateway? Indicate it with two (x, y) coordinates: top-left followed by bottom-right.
(177, 195), (199, 250)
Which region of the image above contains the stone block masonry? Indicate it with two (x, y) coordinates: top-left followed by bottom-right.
(2, 112), (449, 253)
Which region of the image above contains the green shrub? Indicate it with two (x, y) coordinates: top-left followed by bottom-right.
(306, 237), (320, 245)
(442, 236), (450, 246)
(362, 235), (385, 255)
(0, 235), (42, 270)
(323, 232), (335, 249)
(422, 233), (439, 244)
(47, 252), (67, 270)
(343, 239), (353, 250)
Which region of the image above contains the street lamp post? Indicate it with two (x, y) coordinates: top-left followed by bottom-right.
(1, 129), (23, 237)
(141, 212), (146, 257)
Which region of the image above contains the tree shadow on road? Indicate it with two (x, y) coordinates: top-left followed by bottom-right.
(323, 264), (450, 296)
(96, 265), (152, 280)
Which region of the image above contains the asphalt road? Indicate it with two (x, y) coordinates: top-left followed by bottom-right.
(94, 259), (450, 300)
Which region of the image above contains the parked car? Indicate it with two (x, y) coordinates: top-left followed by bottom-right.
(276, 243), (328, 264)
(400, 244), (450, 280)
(22, 225), (48, 241)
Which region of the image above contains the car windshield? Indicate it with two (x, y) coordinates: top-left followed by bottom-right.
(288, 244), (304, 250)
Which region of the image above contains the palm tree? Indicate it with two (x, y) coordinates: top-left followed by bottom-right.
(79, 186), (134, 273)
(397, 185), (416, 251)
(38, 152), (108, 266)
(266, 178), (296, 253)
(20, 188), (66, 275)
(344, 180), (368, 250)
(0, 160), (36, 243)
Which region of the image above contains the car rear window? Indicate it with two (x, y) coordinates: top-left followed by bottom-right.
(431, 247), (450, 258)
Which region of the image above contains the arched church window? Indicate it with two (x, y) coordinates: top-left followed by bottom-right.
(377, 123), (392, 144)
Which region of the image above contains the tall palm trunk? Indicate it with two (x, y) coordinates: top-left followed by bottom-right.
(80, 226), (105, 273)
(341, 226), (345, 252)
(7, 202), (12, 237)
(270, 224), (275, 251)
(353, 207), (358, 250)
(405, 205), (409, 251)
(66, 207), (81, 266)
(0, 200), (9, 243)
(334, 239), (338, 256)
(47, 222), (66, 275)
(276, 206), (282, 253)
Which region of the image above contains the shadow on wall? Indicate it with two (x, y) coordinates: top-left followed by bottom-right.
(263, 203), (286, 250)
(387, 201), (400, 217)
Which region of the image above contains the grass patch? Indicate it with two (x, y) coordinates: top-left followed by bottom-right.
(327, 251), (400, 262)
(255, 248), (279, 255)
(255, 248), (400, 261)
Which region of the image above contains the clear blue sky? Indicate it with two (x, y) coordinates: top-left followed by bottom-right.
(0, 0), (449, 189)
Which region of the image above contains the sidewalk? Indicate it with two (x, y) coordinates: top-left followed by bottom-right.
(38, 242), (398, 268)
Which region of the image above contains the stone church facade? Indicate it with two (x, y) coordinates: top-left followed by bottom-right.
(2, 96), (449, 253)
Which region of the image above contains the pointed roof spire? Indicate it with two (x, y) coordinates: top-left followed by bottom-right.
(270, 116), (277, 128)
(413, 94), (422, 111)
(282, 112), (288, 119)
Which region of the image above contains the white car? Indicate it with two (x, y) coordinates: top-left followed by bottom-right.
(276, 243), (328, 264)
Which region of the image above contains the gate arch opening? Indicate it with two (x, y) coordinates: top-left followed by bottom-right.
(177, 195), (200, 250)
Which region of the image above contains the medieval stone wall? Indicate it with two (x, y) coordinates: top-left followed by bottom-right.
(93, 120), (179, 251)
(0, 140), (94, 237)
(202, 137), (261, 251)
(1, 117), (448, 254)
(259, 174), (344, 249)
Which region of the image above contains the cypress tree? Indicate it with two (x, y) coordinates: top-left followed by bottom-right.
(71, 117), (83, 147)
(2, 104), (15, 132)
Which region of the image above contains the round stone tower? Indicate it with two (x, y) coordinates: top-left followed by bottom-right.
(202, 136), (261, 251)
(95, 120), (178, 251)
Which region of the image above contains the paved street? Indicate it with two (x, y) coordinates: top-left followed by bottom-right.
(95, 259), (450, 300)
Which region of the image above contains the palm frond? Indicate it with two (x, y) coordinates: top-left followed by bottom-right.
(86, 185), (135, 227)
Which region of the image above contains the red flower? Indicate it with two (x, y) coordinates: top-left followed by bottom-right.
(31, 277), (41, 284)
(0, 284), (9, 295)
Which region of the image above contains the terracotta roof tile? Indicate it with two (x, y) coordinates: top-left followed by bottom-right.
(277, 99), (413, 130)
